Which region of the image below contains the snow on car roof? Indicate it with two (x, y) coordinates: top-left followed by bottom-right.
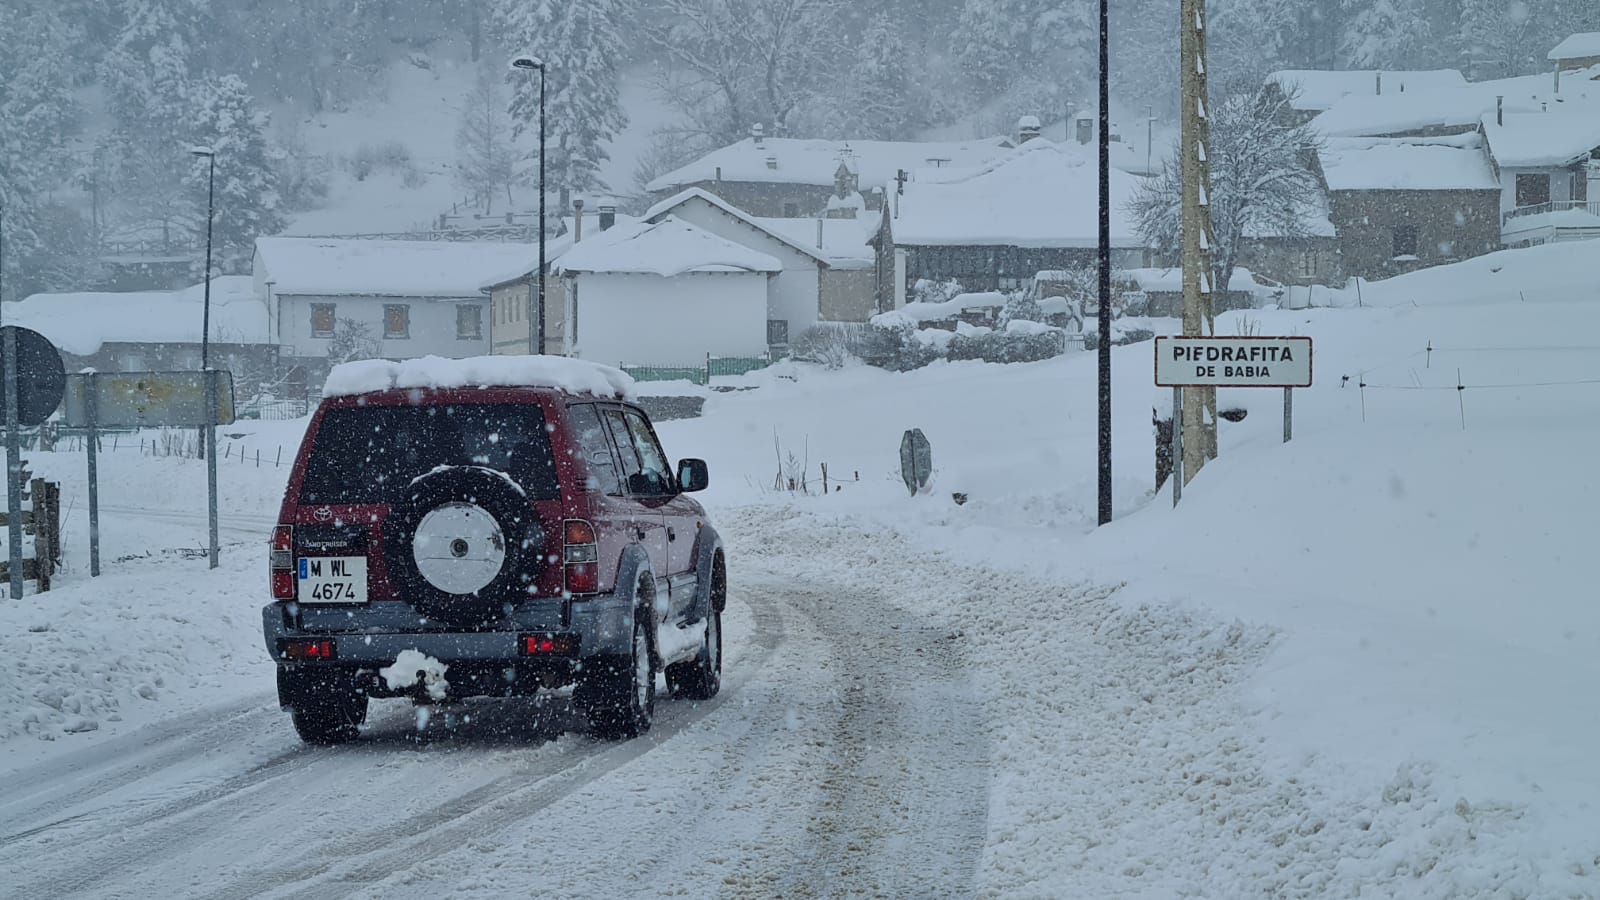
(322, 355), (636, 400)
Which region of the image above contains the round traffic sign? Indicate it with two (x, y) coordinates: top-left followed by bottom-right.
(0, 325), (66, 426)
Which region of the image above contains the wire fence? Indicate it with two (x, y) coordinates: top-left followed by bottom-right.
(621, 354), (773, 387)
(1345, 341), (1600, 428)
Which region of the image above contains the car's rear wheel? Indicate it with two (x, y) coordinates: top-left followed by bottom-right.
(667, 558), (723, 700)
(283, 671), (368, 745)
(577, 610), (654, 740)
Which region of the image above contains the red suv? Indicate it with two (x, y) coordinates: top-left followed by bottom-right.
(261, 359), (724, 744)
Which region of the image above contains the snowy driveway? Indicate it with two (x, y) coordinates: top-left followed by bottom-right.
(0, 514), (989, 899)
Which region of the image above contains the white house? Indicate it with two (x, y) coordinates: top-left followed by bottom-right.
(552, 217), (780, 369)
(1483, 108), (1600, 246)
(1266, 68), (1469, 123)
(252, 237), (532, 386)
(641, 189), (877, 346)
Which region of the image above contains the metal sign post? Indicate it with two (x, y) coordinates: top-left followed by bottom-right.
(4, 327), (21, 599)
(1155, 336), (1312, 506)
(206, 368), (219, 569)
(86, 372), (100, 576)
(65, 370), (234, 575)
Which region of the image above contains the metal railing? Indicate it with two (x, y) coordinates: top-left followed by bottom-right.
(1502, 199), (1600, 226)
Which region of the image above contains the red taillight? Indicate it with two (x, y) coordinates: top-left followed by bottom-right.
(282, 639), (335, 660)
(521, 633), (578, 656)
(271, 525), (295, 600)
(564, 519), (599, 596)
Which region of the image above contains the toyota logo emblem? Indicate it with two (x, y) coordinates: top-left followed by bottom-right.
(313, 506), (334, 522)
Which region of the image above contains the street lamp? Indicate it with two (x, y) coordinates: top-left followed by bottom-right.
(190, 145), (219, 569)
(510, 54), (547, 357)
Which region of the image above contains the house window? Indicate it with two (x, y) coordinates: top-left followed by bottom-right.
(1300, 251), (1318, 278)
(383, 304), (410, 339)
(457, 304), (483, 340)
(1392, 225), (1418, 258)
(767, 319), (790, 346)
(1515, 173), (1550, 208)
(310, 303), (336, 339)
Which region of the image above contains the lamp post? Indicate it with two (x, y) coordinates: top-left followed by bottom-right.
(511, 54), (547, 357)
(190, 146), (219, 570)
(1096, 0), (1113, 526)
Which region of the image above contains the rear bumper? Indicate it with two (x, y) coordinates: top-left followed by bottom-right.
(261, 593), (634, 667)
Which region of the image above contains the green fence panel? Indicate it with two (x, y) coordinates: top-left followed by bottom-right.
(707, 356), (770, 378)
(621, 365), (708, 386)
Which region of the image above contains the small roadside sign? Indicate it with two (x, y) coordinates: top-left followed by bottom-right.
(1155, 336), (1312, 388)
(899, 428), (931, 496)
(63, 370), (235, 428)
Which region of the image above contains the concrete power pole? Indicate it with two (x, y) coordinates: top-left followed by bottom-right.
(1180, 0), (1219, 480)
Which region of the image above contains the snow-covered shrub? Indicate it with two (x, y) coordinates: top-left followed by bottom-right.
(998, 291), (1043, 328)
(911, 278), (964, 306)
(1083, 325), (1156, 351)
(857, 318), (942, 371)
(792, 323), (867, 369)
(348, 140), (413, 182)
(948, 321), (1066, 363)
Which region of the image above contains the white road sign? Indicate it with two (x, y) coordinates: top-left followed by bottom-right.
(1155, 336), (1313, 388)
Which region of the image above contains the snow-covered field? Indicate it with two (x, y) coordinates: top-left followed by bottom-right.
(2, 242), (1598, 895)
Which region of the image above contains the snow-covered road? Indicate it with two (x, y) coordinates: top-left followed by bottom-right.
(0, 510), (989, 899)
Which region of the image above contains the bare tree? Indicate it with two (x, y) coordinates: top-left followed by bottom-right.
(1128, 85), (1323, 296)
(327, 317), (381, 365)
(455, 63), (522, 214)
(644, 0), (848, 144)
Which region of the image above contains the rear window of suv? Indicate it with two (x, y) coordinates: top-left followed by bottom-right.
(298, 403), (559, 505)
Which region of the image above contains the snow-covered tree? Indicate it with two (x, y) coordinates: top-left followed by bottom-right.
(456, 64), (524, 214)
(647, 0), (849, 144)
(1128, 87), (1323, 297)
(1342, 0), (1435, 68)
(953, 0), (1095, 118)
(827, 12), (925, 140)
(186, 75), (286, 269)
(496, 0), (633, 197)
(327, 318), (381, 364)
(0, 2), (82, 300)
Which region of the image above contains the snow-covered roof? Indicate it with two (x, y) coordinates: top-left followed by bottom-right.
(1550, 32), (1600, 62)
(1268, 69), (1467, 112)
(1310, 66), (1600, 138)
(323, 354), (635, 400)
(751, 216), (877, 268)
(477, 233), (580, 291)
(890, 140), (1144, 248)
(255, 237), (534, 298)
(4, 277), (266, 356)
(1319, 136), (1499, 191)
(554, 216), (783, 276)
(643, 188), (831, 266)
(1482, 108), (1600, 168)
(647, 135), (1014, 192)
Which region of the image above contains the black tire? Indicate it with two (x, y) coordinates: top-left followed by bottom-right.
(576, 611), (655, 740)
(667, 557), (724, 700)
(382, 466), (539, 628)
(282, 670), (368, 745)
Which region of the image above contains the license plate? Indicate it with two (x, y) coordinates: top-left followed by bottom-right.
(298, 556), (368, 604)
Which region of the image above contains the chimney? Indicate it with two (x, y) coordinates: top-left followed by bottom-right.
(1496, 95), (1503, 126)
(599, 204), (616, 231)
(752, 122), (765, 147)
(573, 198), (584, 243)
(1017, 115), (1042, 144)
(715, 166), (722, 182)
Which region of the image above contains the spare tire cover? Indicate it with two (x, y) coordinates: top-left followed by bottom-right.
(384, 466), (539, 627)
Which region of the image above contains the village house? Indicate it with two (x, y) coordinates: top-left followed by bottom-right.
(252, 237), (528, 391)
(646, 126), (1020, 217)
(1264, 69), (1469, 126)
(1483, 107), (1600, 247)
(551, 216), (779, 369)
(872, 138), (1148, 311)
(642, 188), (877, 349)
(5, 276), (275, 388)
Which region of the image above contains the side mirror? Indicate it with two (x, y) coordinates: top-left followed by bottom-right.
(677, 458), (709, 493)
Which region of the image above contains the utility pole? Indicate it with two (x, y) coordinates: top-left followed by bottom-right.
(1096, 0), (1113, 526)
(1180, 0), (1219, 481)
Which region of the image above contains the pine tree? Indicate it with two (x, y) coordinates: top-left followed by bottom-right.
(1341, 0), (1434, 69)
(456, 63), (524, 214)
(953, 0), (1094, 123)
(0, 2), (82, 300)
(187, 75), (287, 269)
(496, 0), (633, 197)
(833, 13), (924, 140)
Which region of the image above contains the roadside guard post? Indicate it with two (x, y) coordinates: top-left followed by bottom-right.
(1, 326), (66, 599)
(1155, 335), (1312, 507)
(65, 370), (235, 575)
